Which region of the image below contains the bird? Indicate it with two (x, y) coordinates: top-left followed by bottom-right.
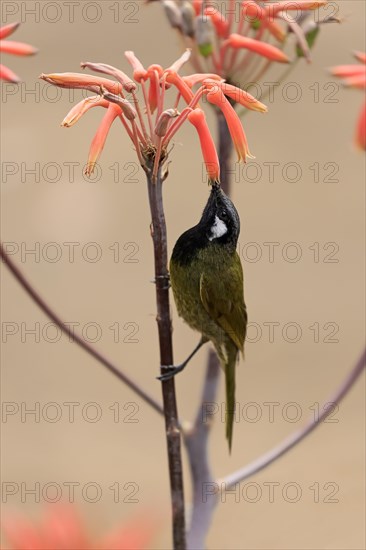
(158, 182), (247, 451)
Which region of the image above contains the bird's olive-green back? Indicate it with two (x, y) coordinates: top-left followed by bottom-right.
(170, 244), (247, 354)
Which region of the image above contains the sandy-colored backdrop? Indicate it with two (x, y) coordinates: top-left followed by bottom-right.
(1, 1), (365, 548)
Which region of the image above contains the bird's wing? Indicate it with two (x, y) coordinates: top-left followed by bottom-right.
(199, 254), (246, 353)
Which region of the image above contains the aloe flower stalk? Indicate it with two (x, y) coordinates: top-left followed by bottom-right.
(0, 22), (37, 82)
(330, 52), (366, 150)
(40, 49), (266, 182)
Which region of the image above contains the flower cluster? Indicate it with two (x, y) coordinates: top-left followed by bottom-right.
(330, 51), (366, 150)
(157, 0), (333, 86)
(40, 50), (267, 183)
(1, 505), (157, 549)
(0, 22), (37, 82)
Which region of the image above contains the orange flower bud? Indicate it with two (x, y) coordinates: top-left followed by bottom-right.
(0, 22), (20, 39)
(266, 1), (327, 17)
(329, 65), (366, 78)
(81, 62), (136, 93)
(0, 22), (37, 82)
(226, 34), (289, 63)
(0, 63), (20, 82)
(0, 40), (37, 56)
(155, 109), (178, 137)
(102, 92), (137, 120)
(40, 73), (122, 95)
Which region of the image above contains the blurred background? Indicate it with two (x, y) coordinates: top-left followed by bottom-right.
(1, 1), (365, 548)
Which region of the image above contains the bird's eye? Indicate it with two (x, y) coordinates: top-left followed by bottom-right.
(220, 209), (228, 220)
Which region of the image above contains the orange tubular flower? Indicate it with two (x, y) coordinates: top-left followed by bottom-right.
(331, 52), (366, 150)
(0, 21), (37, 82)
(265, 1), (327, 17)
(62, 96), (110, 127)
(202, 79), (267, 112)
(224, 34), (289, 63)
(206, 87), (252, 162)
(188, 108), (220, 183)
(85, 103), (122, 175)
(217, 82), (268, 112)
(0, 40), (36, 55)
(41, 49), (265, 181)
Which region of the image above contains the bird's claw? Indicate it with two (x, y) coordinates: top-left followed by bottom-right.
(157, 365), (184, 382)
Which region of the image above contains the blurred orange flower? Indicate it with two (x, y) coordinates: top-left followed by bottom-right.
(158, 0), (334, 88)
(330, 51), (366, 150)
(1, 505), (158, 550)
(0, 22), (37, 82)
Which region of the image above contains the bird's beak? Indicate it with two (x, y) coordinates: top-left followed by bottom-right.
(200, 183), (222, 224)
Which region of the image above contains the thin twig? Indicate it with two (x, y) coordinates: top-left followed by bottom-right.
(220, 348), (366, 490)
(0, 242), (163, 416)
(145, 162), (186, 549)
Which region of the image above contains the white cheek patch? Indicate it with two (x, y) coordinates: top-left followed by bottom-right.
(208, 215), (228, 241)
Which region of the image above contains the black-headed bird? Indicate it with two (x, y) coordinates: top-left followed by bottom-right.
(159, 183), (247, 451)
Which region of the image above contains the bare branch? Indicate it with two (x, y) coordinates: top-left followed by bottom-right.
(220, 348), (365, 490)
(184, 351), (221, 550)
(0, 242), (163, 417)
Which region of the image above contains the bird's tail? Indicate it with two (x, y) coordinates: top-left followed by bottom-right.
(225, 347), (238, 453)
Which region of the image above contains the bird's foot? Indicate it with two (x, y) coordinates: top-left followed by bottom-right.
(157, 364), (185, 382)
